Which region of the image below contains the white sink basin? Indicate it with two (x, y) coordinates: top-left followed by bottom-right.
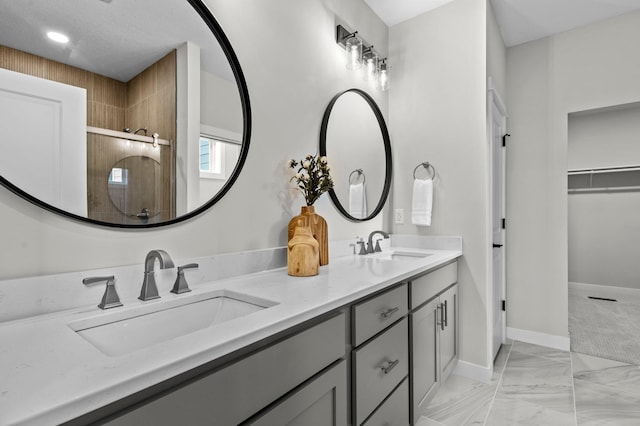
(69, 290), (277, 356)
(372, 250), (433, 261)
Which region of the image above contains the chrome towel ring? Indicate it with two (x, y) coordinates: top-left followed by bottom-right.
(349, 169), (366, 185)
(413, 162), (436, 180)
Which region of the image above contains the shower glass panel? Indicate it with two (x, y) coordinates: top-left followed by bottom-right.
(87, 131), (174, 225)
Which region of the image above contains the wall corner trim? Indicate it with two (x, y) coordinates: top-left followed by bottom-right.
(506, 327), (570, 351)
(453, 360), (492, 384)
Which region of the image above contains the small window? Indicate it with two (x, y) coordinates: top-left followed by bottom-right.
(108, 167), (128, 185)
(199, 136), (226, 179)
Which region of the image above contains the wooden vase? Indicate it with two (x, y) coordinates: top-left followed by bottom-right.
(287, 226), (319, 277)
(288, 206), (329, 266)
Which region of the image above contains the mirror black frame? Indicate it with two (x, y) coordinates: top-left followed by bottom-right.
(0, 0), (251, 229)
(319, 88), (392, 222)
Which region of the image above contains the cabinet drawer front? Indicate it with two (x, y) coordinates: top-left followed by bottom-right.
(354, 318), (408, 425)
(410, 262), (457, 308)
(362, 379), (409, 426)
(353, 283), (408, 346)
(105, 313), (346, 426)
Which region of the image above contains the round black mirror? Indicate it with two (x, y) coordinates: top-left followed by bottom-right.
(319, 89), (392, 221)
(0, 0), (251, 228)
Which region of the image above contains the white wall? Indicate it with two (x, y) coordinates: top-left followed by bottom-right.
(506, 9), (640, 337)
(568, 104), (640, 290)
(0, 0), (388, 279)
(389, 0), (490, 367)
(201, 70), (243, 134)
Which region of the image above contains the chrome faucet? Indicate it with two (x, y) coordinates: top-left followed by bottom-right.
(139, 250), (175, 301)
(367, 231), (390, 253)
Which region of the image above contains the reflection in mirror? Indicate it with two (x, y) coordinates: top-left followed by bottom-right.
(320, 89), (392, 221)
(107, 156), (162, 225)
(0, 0), (250, 227)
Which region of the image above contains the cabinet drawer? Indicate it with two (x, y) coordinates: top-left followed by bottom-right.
(362, 379), (409, 426)
(410, 262), (457, 308)
(105, 313), (346, 426)
(353, 284), (408, 346)
(353, 317), (408, 425)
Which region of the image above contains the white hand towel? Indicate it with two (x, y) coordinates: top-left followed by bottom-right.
(411, 178), (433, 226)
(349, 182), (367, 219)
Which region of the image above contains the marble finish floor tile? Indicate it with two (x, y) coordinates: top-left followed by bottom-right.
(574, 378), (640, 424)
(572, 352), (640, 396)
(497, 351), (575, 414)
(484, 393), (576, 426)
(422, 374), (497, 425)
(509, 340), (571, 363)
(420, 340), (640, 425)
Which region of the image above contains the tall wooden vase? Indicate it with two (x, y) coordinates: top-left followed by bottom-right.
(288, 206), (328, 266)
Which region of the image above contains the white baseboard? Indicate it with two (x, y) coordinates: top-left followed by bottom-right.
(569, 282), (640, 298)
(507, 327), (570, 351)
(453, 360), (492, 384)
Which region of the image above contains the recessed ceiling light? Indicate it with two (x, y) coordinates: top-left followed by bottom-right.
(47, 31), (69, 44)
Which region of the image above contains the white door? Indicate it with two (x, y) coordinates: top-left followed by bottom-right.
(0, 68), (87, 216)
(489, 84), (507, 361)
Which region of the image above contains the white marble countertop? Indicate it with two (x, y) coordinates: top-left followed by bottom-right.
(0, 238), (461, 425)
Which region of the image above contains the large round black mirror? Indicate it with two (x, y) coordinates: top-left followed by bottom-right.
(0, 0), (250, 228)
(319, 89), (392, 222)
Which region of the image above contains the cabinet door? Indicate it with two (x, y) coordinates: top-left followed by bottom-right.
(439, 285), (458, 379)
(248, 360), (347, 426)
(410, 298), (440, 423)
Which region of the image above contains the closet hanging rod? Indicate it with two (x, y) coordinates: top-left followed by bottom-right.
(567, 165), (640, 175)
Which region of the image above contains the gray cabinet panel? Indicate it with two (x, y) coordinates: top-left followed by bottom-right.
(353, 284), (408, 347)
(410, 298), (439, 422)
(362, 379), (409, 426)
(439, 285), (458, 377)
(354, 318), (408, 425)
(410, 262), (457, 309)
(106, 313), (346, 426)
(249, 360), (347, 426)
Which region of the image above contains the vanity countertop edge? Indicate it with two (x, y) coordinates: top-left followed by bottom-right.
(0, 242), (462, 426)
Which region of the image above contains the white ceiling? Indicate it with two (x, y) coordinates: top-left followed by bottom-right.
(0, 0), (234, 82)
(366, 0), (640, 47)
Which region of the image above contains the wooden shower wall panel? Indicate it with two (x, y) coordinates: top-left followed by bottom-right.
(126, 50), (177, 218)
(126, 50), (176, 146)
(0, 45), (127, 130)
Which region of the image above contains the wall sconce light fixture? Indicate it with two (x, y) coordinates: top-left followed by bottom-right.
(378, 58), (389, 91)
(336, 25), (363, 70)
(362, 47), (378, 81)
(336, 25), (389, 90)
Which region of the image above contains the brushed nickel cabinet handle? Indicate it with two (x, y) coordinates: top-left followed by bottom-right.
(380, 306), (400, 319)
(444, 300), (448, 327)
(440, 303), (445, 331)
(380, 359), (400, 374)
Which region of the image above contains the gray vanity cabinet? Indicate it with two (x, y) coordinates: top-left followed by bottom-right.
(409, 262), (458, 424)
(103, 313), (347, 426)
(351, 284), (410, 426)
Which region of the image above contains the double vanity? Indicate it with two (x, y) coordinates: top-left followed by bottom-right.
(0, 235), (461, 425)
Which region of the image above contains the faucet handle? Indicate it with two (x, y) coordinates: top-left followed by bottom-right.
(171, 263), (198, 294)
(83, 275), (123, 310)
(374, 239), (382, 252)
(357, 240), (367, 255)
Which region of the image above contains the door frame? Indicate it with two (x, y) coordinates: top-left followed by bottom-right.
(487, 77), (507, 364)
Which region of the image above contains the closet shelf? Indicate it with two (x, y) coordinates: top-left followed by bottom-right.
(567, 165), (640, 175)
